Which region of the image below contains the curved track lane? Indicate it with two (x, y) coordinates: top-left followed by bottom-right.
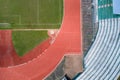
(0, 0), (82, 79)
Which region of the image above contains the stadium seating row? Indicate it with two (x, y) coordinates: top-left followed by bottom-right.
(76, 0), (120, 80)
(76, 18), (120, 80)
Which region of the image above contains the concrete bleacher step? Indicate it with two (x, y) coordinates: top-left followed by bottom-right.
(75, 0), (120, 79)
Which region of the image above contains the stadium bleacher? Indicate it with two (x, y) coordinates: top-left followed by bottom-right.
(76, 0), (120, 80)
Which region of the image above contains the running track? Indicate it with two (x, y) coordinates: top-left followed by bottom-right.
(0, 0), (82, 79)
(0, 30), (20, 67)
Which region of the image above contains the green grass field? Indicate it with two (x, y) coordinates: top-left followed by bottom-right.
(2, 0), (63, 56)
(0, 0), (63, 29)
(12, 31), (48, 56)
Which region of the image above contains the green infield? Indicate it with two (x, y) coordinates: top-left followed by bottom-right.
(0, 0), (63, 29)
(12, 31), (48, 56)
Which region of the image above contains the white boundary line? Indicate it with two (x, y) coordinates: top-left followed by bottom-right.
(98, 4), (112, 8)
(16, 23), (61, 25)
(18, 15), (22, 24)
(2, 15), (22, 24)
(37, 0), (40, 23)
(0, 0), (83, 79)
(1, 1), (63, 26)
(3, 0), (65, 69)
(43, 54), (83, 80)
(12, 29), (59, 31)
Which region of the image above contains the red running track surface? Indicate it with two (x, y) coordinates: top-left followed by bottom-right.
(0, 31), (51, 66)
(0, 0), (83, 79)
(19, 38), (51, 64)
(0, 30), (20, 67)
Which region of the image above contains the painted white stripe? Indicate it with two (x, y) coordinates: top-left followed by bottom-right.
(98, 4), (112, 8)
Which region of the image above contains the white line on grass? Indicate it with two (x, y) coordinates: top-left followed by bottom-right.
(2, 1), (62, 27)
(37, 0), (40, 23)
(2, 15), (21, 24)
(18, 15), (22, 24)
(12, 29), (59, 31)
(17, 23), (61, 25)
(35, 0), (61, 25)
